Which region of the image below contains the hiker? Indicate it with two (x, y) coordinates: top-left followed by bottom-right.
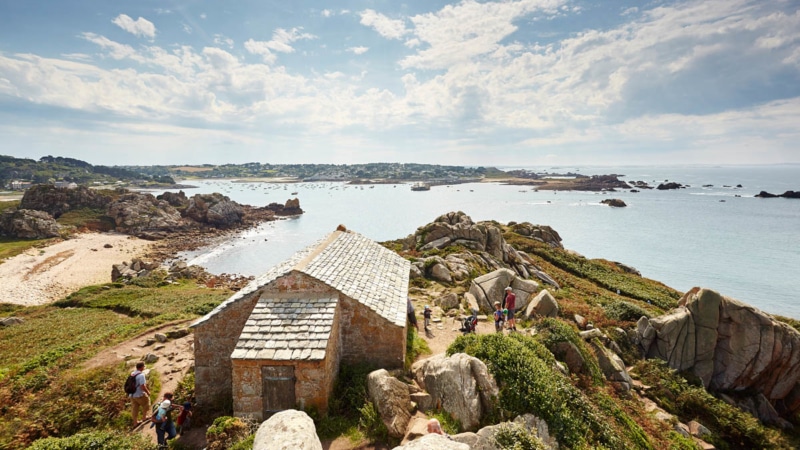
(427, 418), (445, 435)
(129, 362), (151, 428)
(176, 401), (193, 435)
(423, 305), (432, 330)
(493, 301), (505, 332)
(151, 392), (178, 447)
(407, 298), (419, 331)
(504, 286), (517, 331)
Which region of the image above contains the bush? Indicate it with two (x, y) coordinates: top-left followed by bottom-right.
(492, 422), (547, 450)
(533, 318), (604, 385)
(634, 360), (792, 449)
(28, 430), (155, 450)
(604, 301), (651, 323)
(405, 326), (430, 369)
(206, 416), (250, 450)
(447, 333), (648, 449)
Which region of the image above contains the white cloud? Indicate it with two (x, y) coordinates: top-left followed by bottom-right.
(347, 46), (369, 55)
(200, 13), (207, 20)
(359, 9), (407, 40)
(245, 28), (316, 63)
(182, 23), (192, 34)
(322, 9), (333, 18)
(61, 53), (92, 62)
(214, 34), (235, 49)
(111, 14), (156, 39)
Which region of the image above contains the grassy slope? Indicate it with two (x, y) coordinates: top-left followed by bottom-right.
(0, 279), (231, 449)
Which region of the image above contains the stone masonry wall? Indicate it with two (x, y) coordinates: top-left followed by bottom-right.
(232, 309), (341, 419)
(339, 295), (406, 369)
(194, 290), (262, 409)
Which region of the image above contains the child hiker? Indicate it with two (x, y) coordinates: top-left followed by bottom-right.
(493, 301), (505, 332)
(176, 401), (192, 435)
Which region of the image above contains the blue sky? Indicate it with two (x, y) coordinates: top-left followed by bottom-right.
(0, 0), (798, 166)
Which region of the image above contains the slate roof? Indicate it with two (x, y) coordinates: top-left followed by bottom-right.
(200, 230), (410, 362)
(231, 296), (337, 361)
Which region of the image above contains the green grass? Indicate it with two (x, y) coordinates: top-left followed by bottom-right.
(406, 326), (431, 369)
(0, 237), (53, 263)
(504, 233), (680, 310)
(56, 207), (115, 230)
(0, 280), (231, 448)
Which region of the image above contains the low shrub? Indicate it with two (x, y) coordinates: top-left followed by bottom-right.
(206, 416), (250, 450)
(492, 422), (547, 450)
(447, 333), (648, 449)
(604, 300), (651, 323)
(28, 430), (155, 450)
(405, 326), (431, 369)
(533, 317), (604, 385)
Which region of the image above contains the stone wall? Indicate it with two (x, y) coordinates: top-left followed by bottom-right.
(339, 295), (406, 369)
(194, 290), (262, 409)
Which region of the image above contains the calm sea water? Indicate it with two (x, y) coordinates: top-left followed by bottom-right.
(165, 165), (800, 320)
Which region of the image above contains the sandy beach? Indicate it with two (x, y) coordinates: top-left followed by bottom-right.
(0, 233), (153, 306)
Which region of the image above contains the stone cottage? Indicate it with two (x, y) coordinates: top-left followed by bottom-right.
(191, 229), (410, 420)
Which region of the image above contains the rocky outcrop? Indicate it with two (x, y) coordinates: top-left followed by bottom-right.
(19, 184), (111, 218)
(656, 182), (684, 190)
(600, 198), (627, 207)
(106, 192), (185, 238)
(469, 269), (539, 313)
(0, 317), (24, 327)
(185, 193), (244, 228)
(507, 222), (563, 248)
(253, 409), (322, 450)
(755, 190), (800, 199)
(157, 191), (189, 208)
(0, 209), (61, 239)
(525, 289), (559, 318)
(412, 353), (499, 431)
(636, 288), (800, 423)
(367, 369), (412, 439)
(392, 434), (469, 450)
(266, 198), (304, 216)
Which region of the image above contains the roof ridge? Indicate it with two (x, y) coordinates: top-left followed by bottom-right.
(293, 230), (343, 272)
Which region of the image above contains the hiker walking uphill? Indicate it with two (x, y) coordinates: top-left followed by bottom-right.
(127, 362), (151, 428)
(151, 392), (179, 448)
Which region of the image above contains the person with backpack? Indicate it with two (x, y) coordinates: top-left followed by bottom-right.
(127, 361), (151, 428)
(151, 392), (179, 448)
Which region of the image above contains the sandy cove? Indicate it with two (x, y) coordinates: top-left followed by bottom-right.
(0, 233), (153, 306)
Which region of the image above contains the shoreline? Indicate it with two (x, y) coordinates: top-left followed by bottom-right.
(0, 232), (154, 306)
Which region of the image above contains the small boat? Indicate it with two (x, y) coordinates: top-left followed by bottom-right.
(411, 182), (430, 191)
(291, 192), (298, 195)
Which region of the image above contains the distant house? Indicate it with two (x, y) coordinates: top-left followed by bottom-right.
(191, 229), (410, 420)
(53, 181), (78, 189)
(9, 180), (32, 190)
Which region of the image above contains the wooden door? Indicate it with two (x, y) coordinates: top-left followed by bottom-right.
(262, 366), (296, 417)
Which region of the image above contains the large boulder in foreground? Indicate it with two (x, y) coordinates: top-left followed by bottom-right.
(367, 369), (412, 439)
(392, 434), (469, 450)
(412, 353), (498, 431)
(253, 409), (322, 450)
(636, 288), (800, 422)
(0, 209), (61, 239)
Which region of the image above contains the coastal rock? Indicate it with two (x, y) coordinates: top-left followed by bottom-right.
(600, 198), (627, 207)
(0, 317), (24, 327)
(412, 353), (499, 431)
(0, 208), (61, 239)
(588, 340), (632, 391)
(508, 222), (563, 248)
(266, 198), (304, 216)
(156, 191), (189, 208)
(468, 269), (515, 313)
(636, 288), (800, 421)
(106, 192), (185, 238)
(367, 369), (412, 439)
(253, 409), (322, 450)
(435, 293), (460, 311)
(755, 190), (800, 199)
(526, 289), (559, 318)
(656, 182), (684, 190)
(19, 184), (111, 218)
(184, 193), (244, 228)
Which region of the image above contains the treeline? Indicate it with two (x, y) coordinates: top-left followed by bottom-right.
(0, 155), (174, 187)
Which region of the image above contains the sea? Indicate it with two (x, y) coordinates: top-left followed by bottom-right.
(159, 165), (800, 320)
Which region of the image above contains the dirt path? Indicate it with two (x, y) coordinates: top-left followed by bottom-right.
(83, 320), (205, 447)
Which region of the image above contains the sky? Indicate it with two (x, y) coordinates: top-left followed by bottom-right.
(0, 0), (799, 167)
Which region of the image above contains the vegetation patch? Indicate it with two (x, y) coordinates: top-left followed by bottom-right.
(492, 422), (547, 450)
(533, 318), (604, 385)
(27, 430), (156, 450)
(0, 237), (53, 263)
(634, 359), (794, 450)
(448, 333), (651, 449)
(504, 232), (680, 310)
(405, 326), (431, 369)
